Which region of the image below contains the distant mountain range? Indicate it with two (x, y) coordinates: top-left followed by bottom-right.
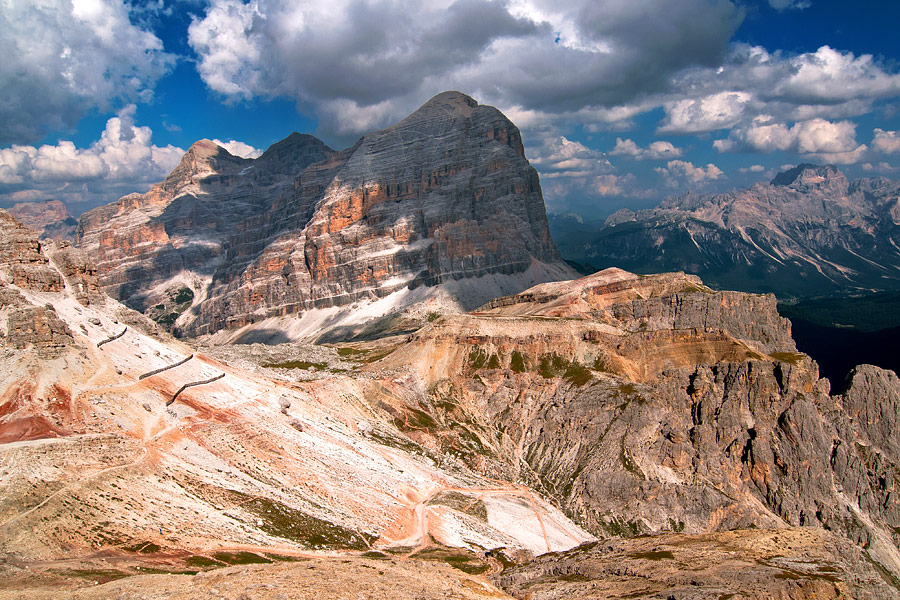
(555, 164), (900, 299)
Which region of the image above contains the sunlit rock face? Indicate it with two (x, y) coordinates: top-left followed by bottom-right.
(76, 91), (572, 337)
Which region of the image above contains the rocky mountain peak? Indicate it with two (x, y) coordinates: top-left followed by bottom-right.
(415, 90), (479, 115)
(256, 132), (336, 175)
(76, 92), (572, 338)
(161, 138), (246, 190)
(771, 163), (847, 189)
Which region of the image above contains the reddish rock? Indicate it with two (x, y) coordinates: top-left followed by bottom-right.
(76, 92), (571, 336)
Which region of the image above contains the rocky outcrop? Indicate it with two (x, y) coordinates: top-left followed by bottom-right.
(0, 210), (64, 292)
(5, 303), (73, 358)
(375, 269), (900, 584)
(495, 528), (895, 599)
(8, 199), (76, 240)
(76, 92), (571, 337)
(580, 164), (900, 297)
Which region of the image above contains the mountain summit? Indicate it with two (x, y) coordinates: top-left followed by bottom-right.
(76, 92), (573, 339)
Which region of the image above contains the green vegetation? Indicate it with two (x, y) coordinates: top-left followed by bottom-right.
(211, 551), (272, 565)
(486, 352), (501, 369)
(429, 491), (489, 522)
(510, 350), (528, 373)
(263, 360), (328, 370)
(468, 348), (489, 371)
(337, 347), (368, 358)
(414, 547), (491, 575)
(599, 516), (644, 537)
(564, 362), (593, 386)
(174, 287), (194, 304)
(426, 311), (441, 322)
(628, 550), (675, 561)
(778, 292), (900, 332)
(240, 496), (377, 550)
(185, 555), (224, 568)
(154, 312), (180, 327)
(123, 540), (160, 554)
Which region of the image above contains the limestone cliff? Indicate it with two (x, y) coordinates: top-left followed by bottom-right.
(375, 268), (900, 588)
(76, 92), (572, 337)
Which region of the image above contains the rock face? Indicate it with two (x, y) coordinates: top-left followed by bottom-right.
(581, 164), (900, 297)
(495, 528), (895, 599)
(377, 268), (900, 586)
(1, 210), (898, 598)
(8, 199), (77, 240)
(76, 92), (570, 337)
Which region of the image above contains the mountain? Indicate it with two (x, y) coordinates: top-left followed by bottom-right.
(75, 92), (573, 339)
(580, 164), (900, 298)
(8, 199), (77, 241)
(0, 209), (591, 588)
(1, 209), (898, 597)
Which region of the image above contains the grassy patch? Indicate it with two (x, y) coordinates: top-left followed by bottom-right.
(468, 348), (489, 371)
(240, 496), (377, 550)
(337, 347), (368, 358)
(628, 550), (675, 560)
(429, 491), (489, 522)
(537, 353), (593, 386)
(211, 551), (272, 565)
(123, 541), (160, 554)
(263, 360), (328, 370)
(564, 362), (593, 386)
(185, 555), (224, 568)
(174, 287), (194, 304)
(510, 351), (528, 373)
(265, 553), (307, 562)
(426, 312), (441, 322)
(600, 516), (644, 537)
(414, 548), (491, 575)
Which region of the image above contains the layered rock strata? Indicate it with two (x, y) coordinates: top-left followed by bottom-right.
(76, 92), (570, 337)
(581, 164), (900, 297)
(377, 267), (900, 586)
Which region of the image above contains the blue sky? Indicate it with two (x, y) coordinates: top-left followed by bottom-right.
(2, 0), (900, 219)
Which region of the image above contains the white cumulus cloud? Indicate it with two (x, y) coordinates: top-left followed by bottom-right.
(872, 129), (900, 155)
(211, 139), (263, 159)
(659, 91), (752, 134)
(0, 107), (185, 211)
(0, 0), (173, 144)
(187, 0), (742, 138)
(655, 160), (724, 187)
(610, 138), (684, 160)
(714, 117), (866, 163)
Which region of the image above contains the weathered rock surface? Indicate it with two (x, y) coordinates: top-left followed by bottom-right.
(8, 200), (76, 241)
(76, 91), (572, 337)
(0, 212), (592, 587)
(377, 268), (900, 589)
(495, 527), (895, 599)
(2, 211), (900, 597)
(581, 164), (900, 297)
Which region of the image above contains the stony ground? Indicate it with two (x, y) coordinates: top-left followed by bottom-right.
(0, 555), (513, 599)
